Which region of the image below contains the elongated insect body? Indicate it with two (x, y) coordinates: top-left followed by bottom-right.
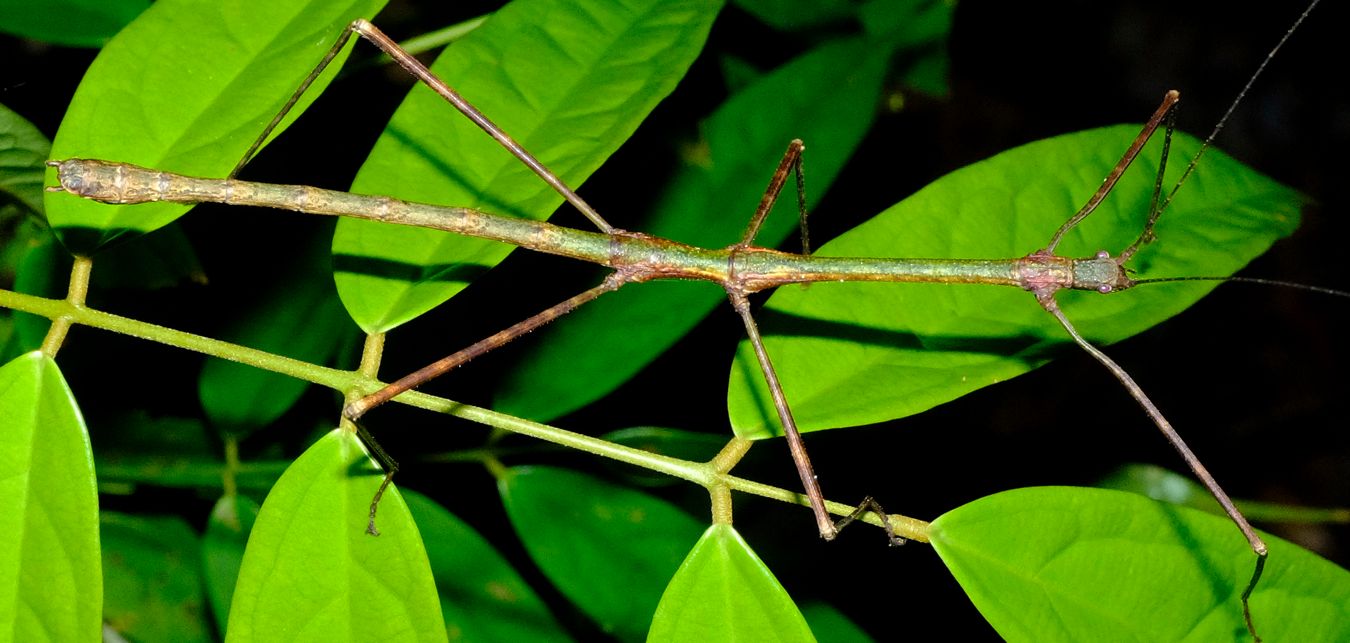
(31, 2), (1336, 639)
(48, 158), (1139, 297)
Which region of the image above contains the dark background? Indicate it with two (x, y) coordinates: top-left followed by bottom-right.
(2, 1), (1346, 639)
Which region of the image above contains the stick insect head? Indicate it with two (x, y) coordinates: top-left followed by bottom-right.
(1072, 250), (1137, 294)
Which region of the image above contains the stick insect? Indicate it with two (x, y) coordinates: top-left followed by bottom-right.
(29, 1), (1339, 637)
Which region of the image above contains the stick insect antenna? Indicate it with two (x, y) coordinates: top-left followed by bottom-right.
(1153, 0), (1322, 221)
(234, 19), (617, 234)
(1049, 0), (1320, 260)
(1117, 0), (1322, 265)
(1135, 275), (1350, 299)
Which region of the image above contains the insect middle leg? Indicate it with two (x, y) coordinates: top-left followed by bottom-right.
(730, 140), (903, 545)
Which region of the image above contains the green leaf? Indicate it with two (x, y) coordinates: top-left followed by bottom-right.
(199, 227), (351, 434)
(0, 103), (54, 358)
(731, 0), (855, 31)
(45, 0), (389, 253)
(1100, 464), (1350, 525)
(226, 428), (444, 642)
(101, 512), (211, 642)
(728, 126), (1302, 437)
(0, 352), (101, 642)
(497, 34), (895, 423)
(858, 0), (953, 46)
(401, 488), (570, 642)
(97, 456), (288, 494)
(91, 413), (214, 492)
(202, 494), (261, 638)
(858, 0), (953, 97)
(333, 0), (724, 333)
(91, 412), (288, 492)
(649, 524), (814, 642)
(799, 602), (872, 643)
(0, 102), (52, 217)
(0, 0), (150, 47)
(499, 466), (705, 640)
(929, 486), (1350, 642)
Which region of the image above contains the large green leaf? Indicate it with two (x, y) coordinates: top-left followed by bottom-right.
(0, 352), (101, 642)
(498, 466), (704, 641)
(495, 34), (895, 423)
(0, 102), (52, 217)
(401, 489), (570, 642)
(930, 487), (1350, 642)
(333, 0), (724, 333)
(0, 0), (149, 47)
(101, 512), (211, 642)
(728, 126), (1302, 437)
(0, 103), (53, 360)
(226, 428), (444, 642)
(648, 524), (814, 642)
(45, 0), (388, 253)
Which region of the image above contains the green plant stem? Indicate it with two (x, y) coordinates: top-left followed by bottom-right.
(40, 254), (93, 357)
(720, 471), (930, 542)
(709, 485), (733, 525)
(222, 435), (240, 502)
(0, 285), (929, 540)
(480, 453), (508, 480)
(357, 332), (385, 379)
(345, 331), (386, 427)
(710, 436), (753, 474)
(707, 438), (747, 524)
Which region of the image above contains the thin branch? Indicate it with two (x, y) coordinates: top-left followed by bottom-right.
(0, 286), (927, 539)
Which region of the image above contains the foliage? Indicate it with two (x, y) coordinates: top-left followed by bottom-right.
(1, 0), (1347, 640)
